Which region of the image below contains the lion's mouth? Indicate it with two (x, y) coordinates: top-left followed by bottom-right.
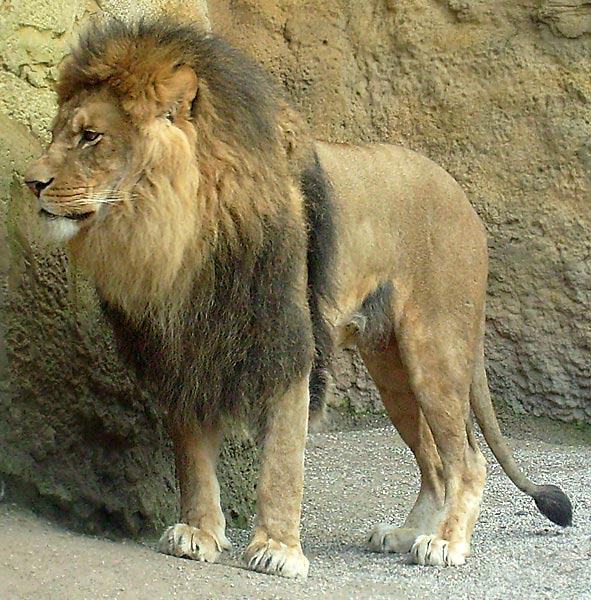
(40, 208), (94, 221)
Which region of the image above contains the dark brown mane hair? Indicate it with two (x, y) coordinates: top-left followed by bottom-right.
(57, 19), (279, 157)
(59, 19), (336, 424)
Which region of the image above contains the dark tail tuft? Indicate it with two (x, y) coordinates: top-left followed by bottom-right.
(533, 485), (573, 527)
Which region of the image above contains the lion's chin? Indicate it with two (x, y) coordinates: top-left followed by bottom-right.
(39, 212), (86, 244)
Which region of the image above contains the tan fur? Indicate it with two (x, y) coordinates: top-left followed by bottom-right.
(159, 422), (230, 562)
(25, 21), (570, 580)
(33, 34), (294, 325)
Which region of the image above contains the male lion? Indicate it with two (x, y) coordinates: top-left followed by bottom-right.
(25, 20), (572, 578)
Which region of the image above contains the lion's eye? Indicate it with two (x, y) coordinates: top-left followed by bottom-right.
(80, 130), (103, 145)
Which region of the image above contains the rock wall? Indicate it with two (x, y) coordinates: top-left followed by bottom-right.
(0, 0), (589, 536)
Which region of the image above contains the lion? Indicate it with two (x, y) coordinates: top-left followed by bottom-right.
(25, 19), (572, 578)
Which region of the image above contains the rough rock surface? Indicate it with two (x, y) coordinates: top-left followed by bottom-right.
(0, 0), (253, 537)
(0, 0), (589, 537)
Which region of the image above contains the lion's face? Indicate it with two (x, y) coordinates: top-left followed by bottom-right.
(24, 22), (282, 315)
(25, 60), (200, 245)
(25, 88), (135, 242)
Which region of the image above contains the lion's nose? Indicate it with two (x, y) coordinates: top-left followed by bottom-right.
(25, 177), (54, 198)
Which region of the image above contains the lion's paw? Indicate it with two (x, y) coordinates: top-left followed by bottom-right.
(158, 523), (230, 563)
(410, 534), (468, 567)
(367, 524), (419, 554)
(244, 537), (309, 579)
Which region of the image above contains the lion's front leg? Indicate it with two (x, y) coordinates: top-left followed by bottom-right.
(158, 419), (230, 563)
(244, 374), (310, 579)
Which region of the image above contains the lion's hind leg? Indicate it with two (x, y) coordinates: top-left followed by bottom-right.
(361, 340), (445, 555)
(395, 309), (487, 567)
(158, 420), (231, 563)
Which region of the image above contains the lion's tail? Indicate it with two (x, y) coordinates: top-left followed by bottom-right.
(470, 342), (573, 527)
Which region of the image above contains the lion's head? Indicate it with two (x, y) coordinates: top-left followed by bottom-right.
(25, 20), (306, 317)
(25, 22), (200, 244)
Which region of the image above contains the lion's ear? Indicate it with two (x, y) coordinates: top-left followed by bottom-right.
(158, 65), (199, 121)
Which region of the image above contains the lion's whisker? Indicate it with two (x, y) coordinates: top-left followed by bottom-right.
(51, 192), (132, 209)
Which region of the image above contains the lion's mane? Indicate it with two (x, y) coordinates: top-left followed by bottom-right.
(58, 20), (335, 423)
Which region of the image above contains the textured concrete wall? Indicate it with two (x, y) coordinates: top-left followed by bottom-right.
(1, 0), (589, 537)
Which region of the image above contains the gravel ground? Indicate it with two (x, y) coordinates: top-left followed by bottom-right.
(1, 425), (590, 600)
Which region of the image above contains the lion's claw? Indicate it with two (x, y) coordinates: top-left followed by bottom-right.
(410, 534), (468, 567)
(244, 537), (309, 579)
(368, 524), (421, 554)
(158, 523), (230, 563)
